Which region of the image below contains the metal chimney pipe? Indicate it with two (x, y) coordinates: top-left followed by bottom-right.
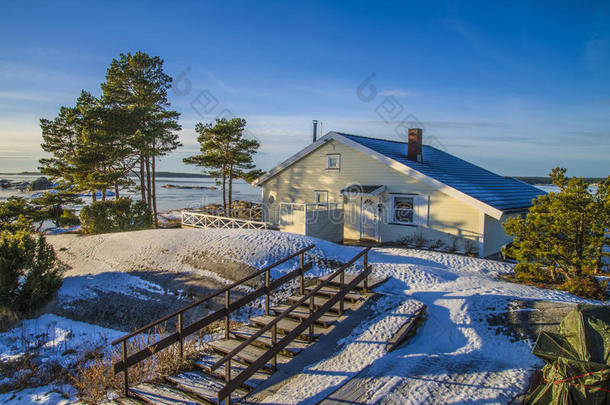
(312, 120), (318, 143)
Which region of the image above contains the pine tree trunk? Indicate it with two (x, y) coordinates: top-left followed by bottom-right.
(140, 155), (146, 203)
(228, 165), (233, 212)
(115, 183), (120, 199)
(54, 203), (61, 227)
(152, 154), (158, 228)
(92, 190), (97, 203)
(145, 156), (152, 210)
(222, 168), (227, 210)
(101, 189), (106, 201)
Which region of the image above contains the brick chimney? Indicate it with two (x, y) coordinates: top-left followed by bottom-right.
(408, 128), (423, 162)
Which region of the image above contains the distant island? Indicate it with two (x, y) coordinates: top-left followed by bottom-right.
(0, 171), (42, 175)
(515, 176), (603, 185)
(154, 171), (211, 178)
(0, 171), (211, 178)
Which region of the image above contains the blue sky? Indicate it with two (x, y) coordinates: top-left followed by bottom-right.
(1, 1), (609, 176)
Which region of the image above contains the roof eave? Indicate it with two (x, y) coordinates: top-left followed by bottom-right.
(253, 131), (508, 220)
(333, 133), (506, 220)
(251, 133), (336, 186)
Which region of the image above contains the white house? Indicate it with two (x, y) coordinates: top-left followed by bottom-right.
(252, 128), (544, 257)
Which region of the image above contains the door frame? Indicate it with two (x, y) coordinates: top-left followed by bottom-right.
(359, 196), (380, 241)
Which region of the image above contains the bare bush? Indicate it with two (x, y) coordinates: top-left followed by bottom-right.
(72, 320), (240, 404)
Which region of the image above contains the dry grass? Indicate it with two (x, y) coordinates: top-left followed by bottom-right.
(72, 321), (242, 404)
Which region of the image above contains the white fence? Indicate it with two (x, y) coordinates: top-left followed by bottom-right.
(201, 205), (263, 221)
(181, 211), (268, 230)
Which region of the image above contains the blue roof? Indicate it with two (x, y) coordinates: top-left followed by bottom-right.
(337, 132), (545, 213)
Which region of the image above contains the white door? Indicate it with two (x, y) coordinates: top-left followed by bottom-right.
(360, 198), (379, 241)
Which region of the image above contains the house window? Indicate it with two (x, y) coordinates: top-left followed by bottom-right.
(327, 154), (340, 170)
(315, 190), (328, 204)
(391, 195), (414, 224)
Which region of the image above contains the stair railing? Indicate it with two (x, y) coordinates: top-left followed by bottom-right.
(213, 247), (371, 404)
(111, 244), (316, 397)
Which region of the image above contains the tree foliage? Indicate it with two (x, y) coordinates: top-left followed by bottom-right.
(503, 168), (609, 298)
(0, 231), (63, 314)
(101, 51), (182, 222)
(39, 91), (130, 200)
(80, 197), (152, 234)
(31, 188), (83, 227)
(183, 118), (262, 209)
(0, 197), (38, 232)
(39, 51), (182, 225)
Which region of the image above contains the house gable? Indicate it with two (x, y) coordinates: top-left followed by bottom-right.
(260, 138), (484, 245)
(253, 132), (507, 219)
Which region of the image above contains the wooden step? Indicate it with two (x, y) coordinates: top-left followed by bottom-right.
(166, 370), (248, 403)
(249, 315), (328, 338)
(195, 351), (271, 391)
(231, 325), (310, 355)
(286, 295), (360, 314)
(270, 304), (338, 327)
(130, 382), (206, 405)
(304, 286), (362, 302)
(317, 273), (387, 290)
(208, 338), (292, 368)
(386, 304), (426, 352)
(114, 398), (146, 405)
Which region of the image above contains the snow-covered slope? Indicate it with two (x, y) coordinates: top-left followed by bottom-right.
(5, 229), (605, 404)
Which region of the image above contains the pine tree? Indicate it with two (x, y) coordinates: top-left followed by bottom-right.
(183, 118), (262, 210)
(31, 188), (83, 227)
(39, 91), (129, 200)
(101, 51), (182, 222)
(503, 168), (609, 287)
(0, 197), (37, 232)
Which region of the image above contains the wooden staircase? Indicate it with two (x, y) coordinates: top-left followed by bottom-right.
(109, 247), (384, 405)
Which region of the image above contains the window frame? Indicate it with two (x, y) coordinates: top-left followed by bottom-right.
(326, 154), (341, 170)
(390, 194), (416, 225)
(314, 190), (329, 204)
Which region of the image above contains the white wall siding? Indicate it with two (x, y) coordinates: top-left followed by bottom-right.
(262, 139), (484, 247)
(483, 213), (519, 257)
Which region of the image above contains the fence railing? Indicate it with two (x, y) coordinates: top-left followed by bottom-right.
(215, 247), (371, 403)
(182, 211), (268, 230)
(111, 245), (316, 398)
(202, 205), (263, 221)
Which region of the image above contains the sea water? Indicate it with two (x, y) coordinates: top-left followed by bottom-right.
(0, 175), (261, 212)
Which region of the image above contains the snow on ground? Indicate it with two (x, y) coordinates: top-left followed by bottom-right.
(0, 385), (73, 405)
(6, 228), (606, 404)
(44, 226), (81, 236)
(47, 228), (361, 280)
(0, 314), (124, 366)
(58, 272), (167, 306)
(257, 244), (600, 404)
(0, 315), (125, 404)
(259, 296), (424, 403)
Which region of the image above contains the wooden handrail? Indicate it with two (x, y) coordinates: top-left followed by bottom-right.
(210, 247), (371, 373)
(111, 245), (316, 397)
(217, 248), (372, 402)
(111, 244), (315, 346)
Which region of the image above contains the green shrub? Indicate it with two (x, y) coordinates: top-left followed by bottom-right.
(0, 231), (63, 315)
(59, 209), (80, 226)
(513, 262), (554, 283)
(559, 275), (607, 301)
(80, 198), (152, 235)
(18, 234), (63, 312)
